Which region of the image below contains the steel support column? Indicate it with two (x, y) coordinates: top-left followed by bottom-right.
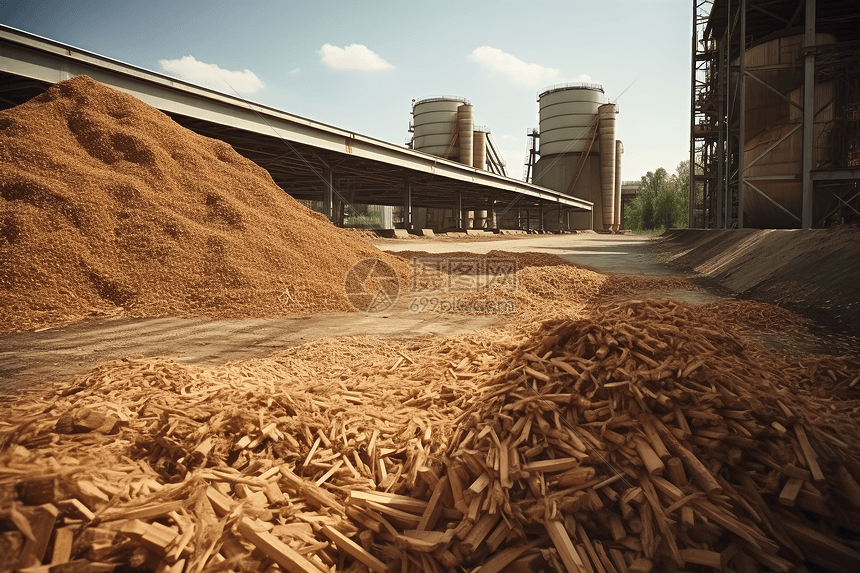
(403, 180), (413, 230)
(454, 192), (463, 230)
(801, 0), (816, 229)
(689, 0), (698, 227)
(725, 0), (733, 228)
(557, 199), (563, 231)
(322, 168), (334, 221)
(716, 37), (725, 229)
(738, 0), (747, 229)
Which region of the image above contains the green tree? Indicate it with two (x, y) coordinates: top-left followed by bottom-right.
(624, 161), (690, 232)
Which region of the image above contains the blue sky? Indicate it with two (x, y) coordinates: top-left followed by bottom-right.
(2, 0), (693, 183)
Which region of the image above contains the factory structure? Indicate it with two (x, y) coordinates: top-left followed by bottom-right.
(690, 0), (860, 229)
(404, 96), (508, 231)
(531, 84), (623, 231)
(407, 85), (624, 232)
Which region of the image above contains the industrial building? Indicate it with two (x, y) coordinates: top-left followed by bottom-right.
(408, 85), (625, 232)
(404, 96), (508, 231)
(690, 0), (860, 229)
(0, 25), (592, 235)
(530, 84), (624, 231)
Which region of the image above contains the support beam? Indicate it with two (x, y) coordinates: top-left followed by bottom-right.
(557, 199), (563, 231)
(337, 198), (345, 227)
(716, 37), (725, 229)
(724, 14), (733, 228)
(744, 180), (801, 223)
(811, 169), (860, 181)
(801, 0), (816, 229)
(403, 180), (413, 230)
(689, 0), (698, 228)
(323, 168), (334, 221)
(487, 196), (495, 230)
(738, 0), (747, 229)
(455, 191), (463, 230)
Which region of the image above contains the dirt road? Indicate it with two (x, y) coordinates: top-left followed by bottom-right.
(380, 233), (673, 275)
(2, 234), (694, 389)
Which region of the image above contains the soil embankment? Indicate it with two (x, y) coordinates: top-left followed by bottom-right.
(659, 227), (860, 337)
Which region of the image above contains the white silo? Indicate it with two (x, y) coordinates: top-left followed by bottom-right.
(615, 140), (624, 229)
(598, 103), (617, 230)
(532, 83), (619, 230)
(473, 127), (488, 170)
(411, 96), (471, 163)
(458, 104), (474, 167)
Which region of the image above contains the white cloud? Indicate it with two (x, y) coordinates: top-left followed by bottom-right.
(468, 46), (559, 87)
(318, 43), (393, 71)
(289, 67), (301, 75)
(158, 55), (265, 94)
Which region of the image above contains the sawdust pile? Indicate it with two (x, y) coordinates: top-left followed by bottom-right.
(3, 301), (859, 571)
(391, 250), (696, 321)
(0, 75), (408, 333)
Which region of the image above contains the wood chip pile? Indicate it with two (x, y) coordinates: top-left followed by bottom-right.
(389, 250), (695, 322)
(0, 75), (408, 334)
(697, 300), (813, 335)
(2, 300), (859, 572)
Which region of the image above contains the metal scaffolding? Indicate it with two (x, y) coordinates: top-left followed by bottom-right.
(689, 0), (860, 229)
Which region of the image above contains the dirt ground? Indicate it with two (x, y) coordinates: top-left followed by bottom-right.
(656, 226), (860, 339)
(4, 229), (857, 391)
(0, 233), (684, 390)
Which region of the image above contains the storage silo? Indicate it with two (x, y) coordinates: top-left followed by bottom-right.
(738, 33), (838, 228)
(473, 127), (488, 170)
(532, 83), (619, 230)
(615, 140), (623, 230)
(458, 104), (474, 167)
(411, 96), (472, 164)
(598, 103), (617, 230)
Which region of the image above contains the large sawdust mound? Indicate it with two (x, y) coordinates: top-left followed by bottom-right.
(0, 76), (406, 333)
